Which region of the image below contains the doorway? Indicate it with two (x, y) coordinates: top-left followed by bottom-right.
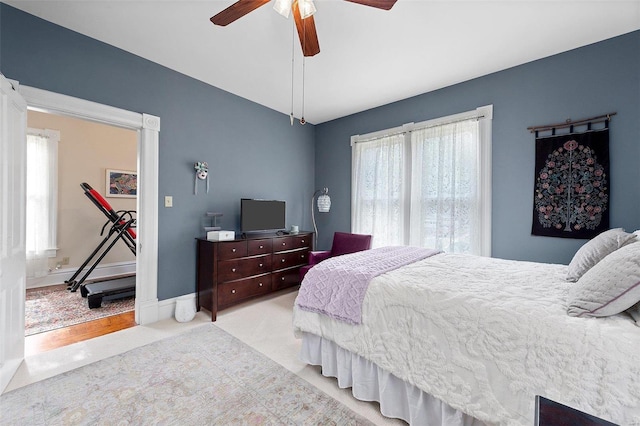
(1, 81), (160, 390)
(25, 110), (137, 344)
(18, 83), (161, 327)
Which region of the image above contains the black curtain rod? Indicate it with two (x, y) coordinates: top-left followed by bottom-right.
(527, 112), (616, 133)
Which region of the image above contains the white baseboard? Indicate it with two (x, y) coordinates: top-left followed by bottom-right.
(26, 261), (136, 289)
(137, 298), (160, 325)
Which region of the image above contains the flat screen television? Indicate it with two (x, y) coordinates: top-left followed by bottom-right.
(241, 198), (286, 233)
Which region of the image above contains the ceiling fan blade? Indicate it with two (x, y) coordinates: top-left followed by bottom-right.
(210, 0), (271, 26)
(292, 1), (320, 57)
(343, 0), (397, 10)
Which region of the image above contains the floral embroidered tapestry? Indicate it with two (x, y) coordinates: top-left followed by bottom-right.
(532, 128), (609, 239)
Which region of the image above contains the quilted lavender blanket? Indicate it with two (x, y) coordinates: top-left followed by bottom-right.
(295, 246), (441, 324)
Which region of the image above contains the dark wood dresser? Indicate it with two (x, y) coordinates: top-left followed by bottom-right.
(196, 232), (312, 321)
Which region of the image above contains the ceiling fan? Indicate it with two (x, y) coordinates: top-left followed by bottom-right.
(210, 0), (398, 57)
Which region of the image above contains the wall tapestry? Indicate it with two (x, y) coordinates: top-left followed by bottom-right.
(532, 127), (609, 239)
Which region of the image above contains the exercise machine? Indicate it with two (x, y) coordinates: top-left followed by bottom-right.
(65, 182), (136, 308)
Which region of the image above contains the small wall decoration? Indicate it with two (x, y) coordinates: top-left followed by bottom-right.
(106, 169), (137, 198)
(531, 123), (610, 239)
(194, 161), (209, 195)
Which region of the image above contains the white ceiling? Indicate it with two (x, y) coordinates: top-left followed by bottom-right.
(5, 0), (640, 124)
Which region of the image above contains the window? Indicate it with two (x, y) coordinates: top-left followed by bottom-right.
(351, 105), (492, 256)
(26, 128), (59, 277)
(351, 132), (406, 247)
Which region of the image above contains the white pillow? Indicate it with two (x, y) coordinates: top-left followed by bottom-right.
(567, 242), (640, 317)
(566, 228), (637, 282)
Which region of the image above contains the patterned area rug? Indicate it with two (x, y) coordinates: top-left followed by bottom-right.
(1, 324), (374, 425)
(25, 282), (134, 336)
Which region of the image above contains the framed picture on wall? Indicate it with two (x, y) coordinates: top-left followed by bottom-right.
(106, 169), (137, 198)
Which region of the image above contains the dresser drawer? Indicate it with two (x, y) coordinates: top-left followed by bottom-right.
(291, 234), (312, 250)
(217, 275), (272, 307)
(248, 239), (273, 256)
(217, 254), (272, 282)
(272, 250), (308, 270)
(272, 268), (301, 291)
(273, 235), (312, 253)
(217, 241), (248, 260)
(272, 236), (293, 252)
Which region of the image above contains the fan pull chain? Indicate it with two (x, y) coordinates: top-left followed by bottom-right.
(290, 17), (295, 126)
(300, 15), (306, 125)
(300, 56), (306, 125)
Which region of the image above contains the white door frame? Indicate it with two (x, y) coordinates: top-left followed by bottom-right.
(18, 83), (160, 325)
(0, 75), (27, 393)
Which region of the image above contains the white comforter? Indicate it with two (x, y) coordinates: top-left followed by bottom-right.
(292, 253), (640, 426)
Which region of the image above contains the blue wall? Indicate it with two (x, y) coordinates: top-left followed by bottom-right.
(0, 4), (316, 300)
(314, 31), (640, 264)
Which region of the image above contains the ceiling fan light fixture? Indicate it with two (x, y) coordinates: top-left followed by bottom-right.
(298, 0), (317, 19)
(273, 0), (293, 18)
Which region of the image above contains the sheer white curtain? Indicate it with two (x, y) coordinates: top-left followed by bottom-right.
(409, 119), (480, 254)
(351, 132), (406, 247)
(26, 129), (59, 278)
(351, 106), (492, 255)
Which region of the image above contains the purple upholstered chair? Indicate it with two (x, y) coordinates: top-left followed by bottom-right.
(299, 232), (373, 281)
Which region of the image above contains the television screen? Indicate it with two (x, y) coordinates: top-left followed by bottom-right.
(241, 199), (286, 233)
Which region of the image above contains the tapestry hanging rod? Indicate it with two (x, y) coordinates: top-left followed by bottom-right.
(527, 112), (617, 133)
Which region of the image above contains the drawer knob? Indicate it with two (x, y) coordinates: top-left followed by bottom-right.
(232, 268), (236, 272)
(260, 245), (264, 249)
(281, 277), (285, 281)
(301, 240), (305, 243)
(281, 259), (285, 263)
(231, 289), (236, 294)
(259, 282), (263, 287)
(232, 248), (236, 252)
(282, 242), (286, 246)
(301, 254), (304, 258)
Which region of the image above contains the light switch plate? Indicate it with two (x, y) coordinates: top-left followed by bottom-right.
(164, 196), (173, 208)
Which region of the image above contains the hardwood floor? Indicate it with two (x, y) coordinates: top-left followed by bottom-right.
(25, 311), (136, 356)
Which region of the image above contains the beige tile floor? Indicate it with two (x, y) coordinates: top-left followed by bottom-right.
(6, 289), (404, 425)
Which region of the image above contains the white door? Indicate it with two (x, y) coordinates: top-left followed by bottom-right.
(0, 74), (27, 393)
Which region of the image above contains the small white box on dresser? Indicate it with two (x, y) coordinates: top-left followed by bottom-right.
(207, 230), (235, 241)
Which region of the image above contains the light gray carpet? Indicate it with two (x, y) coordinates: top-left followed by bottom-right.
(1, 324), (374, 425)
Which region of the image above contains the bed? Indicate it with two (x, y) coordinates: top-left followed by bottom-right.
(292, 235), (640, 425)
